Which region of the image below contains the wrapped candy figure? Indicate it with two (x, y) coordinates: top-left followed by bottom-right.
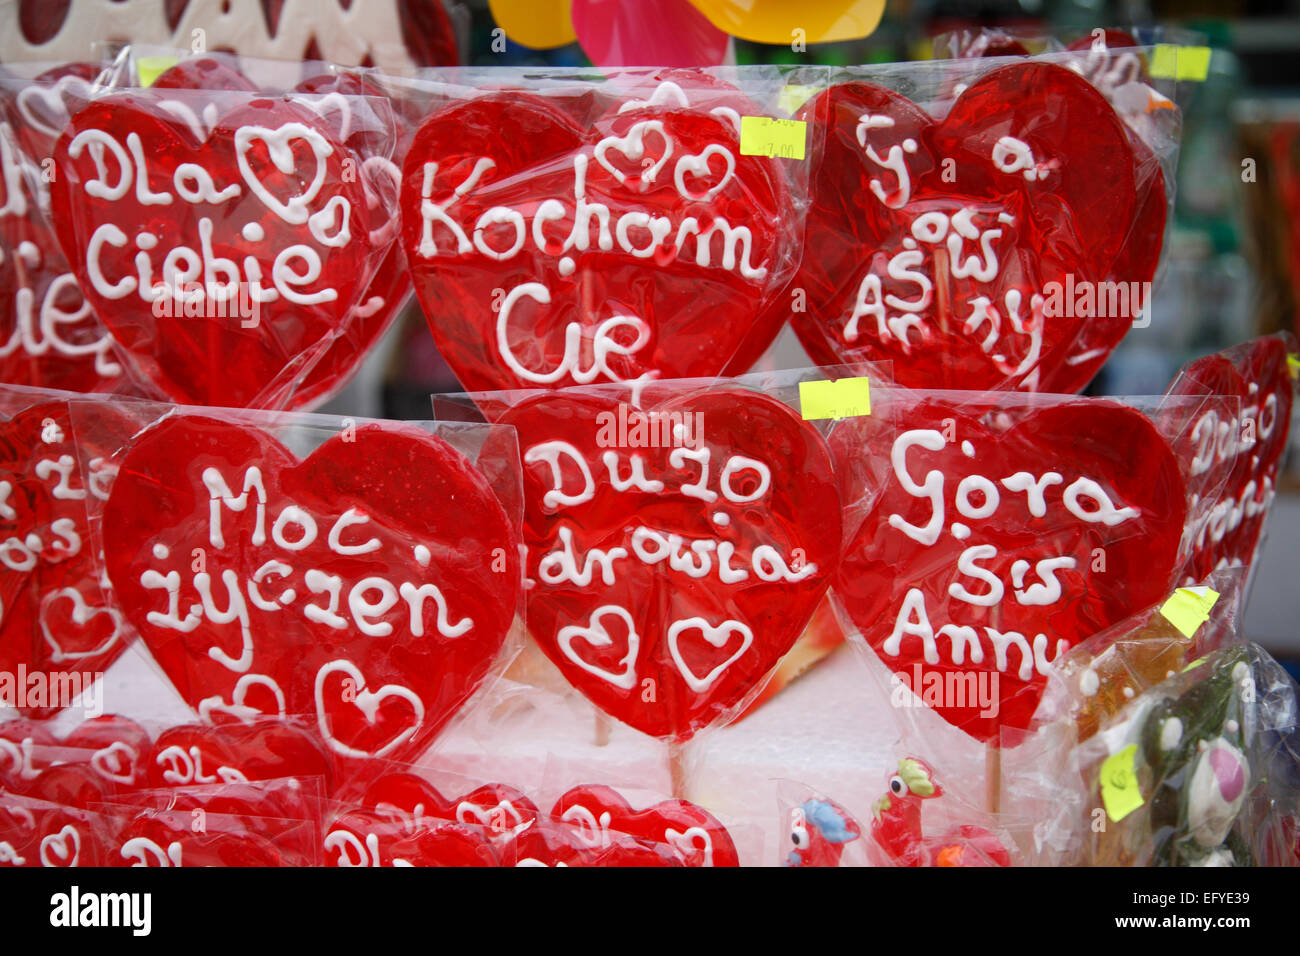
(869, 758), (1011, 867)
(1076, 643), (1300, 866)
(1138, 648), (1258, 866)
(785, 798), (861, 867)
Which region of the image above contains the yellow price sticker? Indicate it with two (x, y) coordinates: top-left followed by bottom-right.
(1150, 44), (1212, 82)
(799, 377), (871, 421)
(739, 116), (807, 160)
(777, 84), (819, 117)
(1159, 586), (1220, 639)
(137, 56), (179, 87)
(1100, 744), (1144, 823)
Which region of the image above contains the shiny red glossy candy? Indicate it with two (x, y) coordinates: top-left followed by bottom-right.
(401, 88), (794, 393)
(833, 398), (1187, 741)
(551, 784), (739, 866)
(1168, 335), (1296, 581)
(788, 63), (1162, 393)
(0, 404), (122, 718)
(500, 387), (840, 739)
(101, 416), (521, 767)
(49, 93), (381, 408)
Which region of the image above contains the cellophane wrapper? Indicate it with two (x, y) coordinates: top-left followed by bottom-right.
(58, 395), (526, 806)
(772, 47), (1182, 394)
(394, 66), (816, 394)
(432, 367), (891, 747)
(1063, 641), (1300, 866)
(35, 64), (399, 410)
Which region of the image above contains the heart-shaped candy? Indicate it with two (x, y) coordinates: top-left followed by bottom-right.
(0, 402), (123, 718)
(49, 90), (387, 408)
(0, 793), (111, 867)
(139, 59), (416, 410)
(101, 416), (521, 766)
(502, 818), (681, 867)
(147, 722), (333, 791)
(499, 386), (840, 739)
(401, 84), (795, 393)
(832, 396), (1186, 741)
(551, 784), (738, 866)
(360, 771), (539, 839)
(0, 719), (57, 788)
(1168, 335), (1296, 582)
(787, 62), (1160, 393)
(0, 105), (124, 392)
(114, 810), (307, 866)
(324, 809), (499, 866)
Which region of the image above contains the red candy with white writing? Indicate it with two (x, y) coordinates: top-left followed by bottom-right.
(1166, 334), (1296, 583)
(0, 402), (122, 718)
(400, 80), (798, 393)
(100, 415), (521, 767)
(48, 89), (395, 408)
(324, 809), (499, 866)
(147, 722), (333, 791)
(832, 395), (1187, 741)
(322, 772), (541, 865)
(501, 818), (681, 867)
(498, 385), (840, 740)
(0, 792), (113, 867)
(129, 58), (416, 410)
(288, 71), (414, 409)
(0, 98), (124, 392)
(359, 772), (539, 838)
(551, 784), (739, 866)
(786, 62), (1164, 393)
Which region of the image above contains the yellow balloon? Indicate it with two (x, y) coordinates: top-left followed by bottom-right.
(687, 0), (884, 45)
(488, 0), (578, 50)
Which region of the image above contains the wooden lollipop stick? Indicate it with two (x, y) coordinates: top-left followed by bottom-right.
(985, 741), (1001, 815)
(669, 739), (688, 799)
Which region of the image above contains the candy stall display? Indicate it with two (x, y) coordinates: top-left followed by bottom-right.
(0, 25), (1298, 872)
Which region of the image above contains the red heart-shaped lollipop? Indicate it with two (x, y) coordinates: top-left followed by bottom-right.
(360, 771), (539, 838)
(499, 386), (841, 739)
(101, 416), (521, 767)
(0, 794), (112, 867)
(0, 105), (124, 392)
(49, 91), (385, 408)
(787, 62), (1161, 393)
(401, 83), (795, 393)
(147, 722), (333, 792)
(1168, 334), (1296, 582)
(324, 809), (499, 866)
(551, 784), (739, 866)
(114, 809), (307, 866)
(0, 403), (124, 718)
(833, 397), (1186, 741)
(502, 817), (682, 867)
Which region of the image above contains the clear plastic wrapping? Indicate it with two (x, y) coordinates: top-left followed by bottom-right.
(773, 49), (1182, 394)
(828, 387), (1200, 745)
(1163, 332), (1298, 585)
(0, 63), (130, 393)
(1067, 642), (1299, 866)
(436, 368), (851, 742)
(34, 60), (401, 409)
(66, 397), (525, 783)
(0, 387), (121, 719)
(398, 66), (813, 393)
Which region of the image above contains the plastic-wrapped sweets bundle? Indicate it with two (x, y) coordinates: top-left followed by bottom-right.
(1064, 643), (1300, 867)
